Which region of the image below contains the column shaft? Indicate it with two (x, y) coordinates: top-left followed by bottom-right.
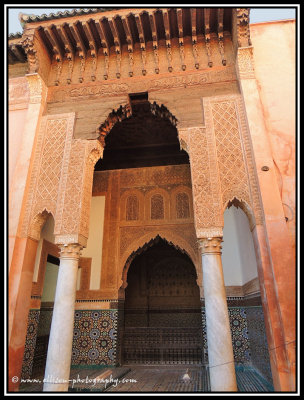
(200, 237), (237, 392)
(43, 244), (82, 392)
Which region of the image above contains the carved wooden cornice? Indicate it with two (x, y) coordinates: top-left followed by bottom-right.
(10, 8), (237, 83)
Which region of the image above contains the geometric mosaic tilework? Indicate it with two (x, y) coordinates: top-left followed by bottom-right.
(21, 309), (40, 380)
(228, 307), (251, 364)
(71, 310), (118, 367)
(245, 306), (273, 386)
(201, 307), (255, 365)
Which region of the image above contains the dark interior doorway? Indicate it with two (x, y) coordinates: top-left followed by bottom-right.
(122, 238), (204, 365)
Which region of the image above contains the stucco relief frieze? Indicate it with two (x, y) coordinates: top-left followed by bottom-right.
(47, 66), (237, 103)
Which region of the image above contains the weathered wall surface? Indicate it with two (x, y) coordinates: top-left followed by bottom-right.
(250, 20), (296, 249)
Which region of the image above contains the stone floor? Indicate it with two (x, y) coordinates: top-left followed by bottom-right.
(18, 364), (273, 393)
(105, 365), (209, 393)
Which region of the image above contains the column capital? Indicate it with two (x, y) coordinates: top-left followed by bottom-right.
(58, 243), (83, 260)
(198, 237), (223, 255)
(55, 233), (87, 248)
(25, 73), (47, 104)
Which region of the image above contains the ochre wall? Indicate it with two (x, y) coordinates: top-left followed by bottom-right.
(250, 20), (296, 249)
(9, 108), (28, 190)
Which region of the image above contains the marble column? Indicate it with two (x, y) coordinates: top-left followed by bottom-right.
(43, 243), (82, 392)
(198, 237), (237, 392)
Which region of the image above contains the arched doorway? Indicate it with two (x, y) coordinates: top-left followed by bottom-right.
(122, 237), (204, 366)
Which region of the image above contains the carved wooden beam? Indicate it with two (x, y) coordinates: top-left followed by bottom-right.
(44, 25), (64, 85)
(57, 24), (75, 84)
(162, 9), (173, 72)
(82, 20), (98, 81)
(108, 18), (122, 78)
(135, 13), (147, 75)
(217, 8), (226, 66)
(69, 22), (87, 82)
(122, 16), (134, 77)
(204, 8), (213, 67)
(190, 8), (199, 69)
(148, 11), (160, 74)
(44, 26), (64, 62)
(10, 44), (26, 62)
(57, 24), (74, 59)
(94, 18), (109, 79)
(82, 21), (97, 58)
(177, 8), (186, 71)
(8, 50), (15, 64)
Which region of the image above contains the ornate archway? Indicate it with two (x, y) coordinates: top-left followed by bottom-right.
(121, 237), (204, 366)
(119, 232), (202, 297)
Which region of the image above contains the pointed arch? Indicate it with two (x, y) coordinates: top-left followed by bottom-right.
(118, 230), (202, 297)
(28, 209), (54, 241)
(224, 197), (256, 231)
(97, 101), (178, 146)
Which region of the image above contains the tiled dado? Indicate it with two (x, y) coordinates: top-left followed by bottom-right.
(22, 303), (272, 386)
(21, 309), (40, 379)
(201, 305), (273, 385)
(21, 306), (122, 379)
(71, 309), (119, 367)
(246, 306), (273, 385)
(201, 307), (250, 364)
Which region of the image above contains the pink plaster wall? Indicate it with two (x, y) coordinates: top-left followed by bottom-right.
(9, 109), (28, 190)
(250, 20), (296, 249)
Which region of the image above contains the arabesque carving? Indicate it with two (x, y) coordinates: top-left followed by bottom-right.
(58, 139), (103, 239)
(237, 47), (255, 79)
(179, 126), (223, 237)
(204, 94), (263, 227)
(47, 67), (237, 104)
(20, 113), (75, 239)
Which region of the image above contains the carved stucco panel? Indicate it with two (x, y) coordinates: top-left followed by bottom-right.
(55, 139), (103, 240)
(58, 139), (86, 235)
(236, 47), (255, 80)
(204, 94), (264, 226)
(20, 112), (75, 238)
(179, 126), (223, 237)
(235, 96), (264, 225)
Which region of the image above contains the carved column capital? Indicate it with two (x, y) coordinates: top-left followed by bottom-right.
(57, 243), (83, 260)
(198, 237), (223, 255)
(55, 233), (87, 248)
(25, 73), (47, 104)
(237, 46), (255, 80)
